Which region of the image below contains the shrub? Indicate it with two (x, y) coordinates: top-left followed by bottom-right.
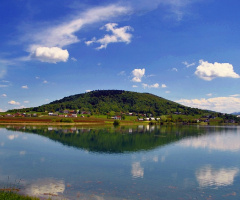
(60, 118), (74, 123)
(113, 120), (120, 126)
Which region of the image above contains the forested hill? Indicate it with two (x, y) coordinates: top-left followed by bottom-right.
(9, 90), (210, 115)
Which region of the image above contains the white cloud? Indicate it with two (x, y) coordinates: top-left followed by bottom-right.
(0, 85), (8, 88)
(118, 71), (126, 76)
(230, 94), (240, 97)
(206, 93), (212, 97)
(28, 5), (129, 51)
(132, 85), (138, 88)
(22, 85), (28, 89)
(196, 166), (239, 187)
(142, 83), (159, 89)
(1, 94), (7, 97)
(195, 60), (240, 81)
(165, 91), (170, 93)
(31, 47), (69, 63)
(177, 97), (240, 113)
(24, 101), (29, 104)
(0, 60), (10, 79)
(86, 90), (92, 93)
(161, 84), (167, 88)
(86, 23), (133, 49)
(126, 0), (195, 21)
(43, 80), (48, 84)
(132, 68), (145, 82)
(71, 57), (77, 62)
(8, 100), (20, 105)
(0, 68), (6, 79)
(182, 61), (195, 68)
(172, 68), (178, 72)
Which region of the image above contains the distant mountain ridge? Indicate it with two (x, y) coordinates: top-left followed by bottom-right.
(231, 112), (240, 115)
(8, 90), (212, 116)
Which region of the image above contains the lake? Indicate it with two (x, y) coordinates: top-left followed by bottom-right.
(0, 125), (239, 200)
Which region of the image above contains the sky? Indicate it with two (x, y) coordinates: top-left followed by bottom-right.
(1, 0), (240, 114)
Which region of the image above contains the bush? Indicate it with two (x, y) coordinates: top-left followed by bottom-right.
(113, 120), (120, 126)
(60, 118), (74, 123)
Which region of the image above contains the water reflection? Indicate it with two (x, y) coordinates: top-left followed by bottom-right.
(196, 165), (239, 187)
(0, 125), (240, 200)
(180, 131), (240, 152)
(4, 125), (207, 153)
(131, 162), (144, 178)
(23, 178), (65, 198)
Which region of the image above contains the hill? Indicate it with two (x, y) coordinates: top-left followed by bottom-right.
(232, 112), (240, 115)
(8, 90), (212, 116)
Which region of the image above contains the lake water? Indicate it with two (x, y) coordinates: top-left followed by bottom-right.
(0, 125), (239, 200)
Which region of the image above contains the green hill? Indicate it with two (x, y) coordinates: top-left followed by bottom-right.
(8, 90), (211, 116)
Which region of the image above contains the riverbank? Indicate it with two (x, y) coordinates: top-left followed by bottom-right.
(0, 191), (40, 200)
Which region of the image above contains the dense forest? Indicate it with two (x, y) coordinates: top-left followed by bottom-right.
(8, 90), (210, 116)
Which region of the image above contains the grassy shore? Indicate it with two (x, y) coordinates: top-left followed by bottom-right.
(0, 191), (40, 200)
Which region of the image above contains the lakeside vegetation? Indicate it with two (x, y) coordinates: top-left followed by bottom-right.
(0, 191), (40, 200)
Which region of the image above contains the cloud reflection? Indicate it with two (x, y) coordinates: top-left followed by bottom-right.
(131, 162), (144, 178)
(196, 165), (239, 187)
(8, 134), (19, 140)
(179, 133), (240, 152)
(24, 178), (65, 197)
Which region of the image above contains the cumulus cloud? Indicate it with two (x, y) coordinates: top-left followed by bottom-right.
(196, 166), (239, 187)
(132, 85), (138, 88)
(43, 80), (48, 84)
(172, 68), (178, 72)
(206, 93), (213, 97)
(27, 5), (129, 59)
(195, 60), (240, 81)
(132, 68), (145, 82)
(31, 47), (69, 63)
(1, 94), (7, 97)
(21, 85), (28, 89)
(142, 83), (159, 89)
(161, 84), (167, 88)
(8, 100), (20, 105)
(177, 96), (240, 113)
(86, 23), (133, 49)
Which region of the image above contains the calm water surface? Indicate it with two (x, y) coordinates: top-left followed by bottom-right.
(0, 125), (239, 200)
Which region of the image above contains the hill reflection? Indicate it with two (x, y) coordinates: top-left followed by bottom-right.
(4, 125), (213, 153)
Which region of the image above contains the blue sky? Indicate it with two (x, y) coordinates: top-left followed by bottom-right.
(1, 0), (240, 113)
